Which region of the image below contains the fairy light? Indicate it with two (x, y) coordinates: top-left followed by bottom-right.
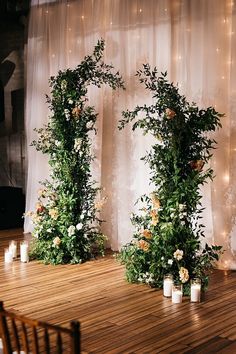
(216, 47), (220, 53)
(221, 75), (225, 80)
(69, 49), (72, 54)
(223, 173), (229, 183)
(51, 54), (55, 58)
(110, 21), (113, 25)
(81, 15), (84, 20)
(139, 8), (142, 13)
(45, 10), (49, 14)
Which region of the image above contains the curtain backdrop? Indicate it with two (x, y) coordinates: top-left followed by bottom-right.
(25, 0), (236, 269)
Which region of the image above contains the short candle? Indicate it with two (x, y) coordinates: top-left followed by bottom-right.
(191, 278), (201, 302)
(4, 248), (13, 263)
(172, 284), (183, 304)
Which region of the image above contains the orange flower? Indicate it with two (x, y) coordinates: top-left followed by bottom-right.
(141, 229), (152, 239)
(72, 107), (81, 118)
(36, 203), (45, 214)
(150, 193), (160, 209)
(138, 240), (149, 251)
(165, 108), (176, 119)
(150, 209), (159, 226)
(190, 160), (204, 172)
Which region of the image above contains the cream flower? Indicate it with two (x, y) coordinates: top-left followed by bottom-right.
(53, 236), (61, 247)
(49, 208), (59, 220)
(168, 259), (173, 265)
(173, 249), (184, 261)
(76, 223), (83, 231)
(179, 267), (189, 283)
(74, 138), (82, 152)
(68, 225), (76, 236)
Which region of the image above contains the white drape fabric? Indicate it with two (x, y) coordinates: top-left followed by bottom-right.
(25, 0), (236, 269)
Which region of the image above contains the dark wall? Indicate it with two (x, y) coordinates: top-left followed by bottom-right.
(0, 1), (29, 228)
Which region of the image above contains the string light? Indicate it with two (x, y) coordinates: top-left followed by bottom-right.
(81, 15), (85, 20)
(110, 21), (113, 25)
(139, 8), (142, 13)
(51, 54), (55, 58)
(45, 10), (49, 14)
(221, 75), (225, 80)
(223, 173), (229, 182)
(216, 47), (220, 53)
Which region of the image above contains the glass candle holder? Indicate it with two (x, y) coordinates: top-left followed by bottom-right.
(20, 241), (29, 263)
(172, 283), (183, 303)
(9, 240), (17, 259)
(163, 274), (173, 297)
(4, 248), (13, 263)
(190, 278), (201, 302)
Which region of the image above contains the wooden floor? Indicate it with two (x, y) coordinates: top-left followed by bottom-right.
(0, 229), (236, 353)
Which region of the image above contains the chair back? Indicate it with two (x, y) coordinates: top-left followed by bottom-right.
(0, 301), (80, 354)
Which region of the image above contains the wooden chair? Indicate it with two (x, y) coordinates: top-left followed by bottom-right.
(0, 301), (81, 354)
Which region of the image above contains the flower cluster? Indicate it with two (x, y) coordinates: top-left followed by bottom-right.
(26, 40), (124, 264)
(118, 68), (222, 294)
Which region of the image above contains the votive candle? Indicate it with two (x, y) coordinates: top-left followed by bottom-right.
(172, 284), (183, 303)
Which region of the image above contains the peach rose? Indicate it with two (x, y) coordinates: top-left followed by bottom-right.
(165, 108), (176, 119)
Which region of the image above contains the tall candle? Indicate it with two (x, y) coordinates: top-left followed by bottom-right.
(4, 248), (13, 263)
(163, 274), (173, 297)
(20, 242), (29, 263)
(9, 241), (17, 258)
(191, 278), (201, 302)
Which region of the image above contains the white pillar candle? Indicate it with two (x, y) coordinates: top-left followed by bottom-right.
(9, 241), (17, 258)
(172, 284), (183, 303)
(190, 278), (201, 302)
(20, 242), (29, 263)
(4, 248), (13, 263)
(172, 290), (182, 303)
(163, 278), (173, 297)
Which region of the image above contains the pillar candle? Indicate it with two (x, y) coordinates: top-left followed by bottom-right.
(190, 278), (201, 302)
(20, 242), (29, 263)
(172, 284), (183, 303)
(9, 241), (17, 258)
(163, 274), (173, 297)
(4, 248), (13, 263)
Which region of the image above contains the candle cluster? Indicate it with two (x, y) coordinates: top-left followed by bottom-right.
(4, 240), (29, 264)
(163, 275), (201, 303)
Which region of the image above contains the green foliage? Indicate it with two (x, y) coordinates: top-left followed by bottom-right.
(118, 66), (223, 294)
(26, 39), (125, 265)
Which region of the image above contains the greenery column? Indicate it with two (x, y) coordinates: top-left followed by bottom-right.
(26, 40), (124, 264)
(118, 65), (222, 294)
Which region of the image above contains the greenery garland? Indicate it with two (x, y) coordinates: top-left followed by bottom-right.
(26, 39), (125, 264)
(118, 66), (223, 294)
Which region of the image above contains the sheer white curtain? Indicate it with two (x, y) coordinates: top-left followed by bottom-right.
(25, 0), (236, 269)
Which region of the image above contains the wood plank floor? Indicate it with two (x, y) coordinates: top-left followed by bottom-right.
(0, 229), (236, 353)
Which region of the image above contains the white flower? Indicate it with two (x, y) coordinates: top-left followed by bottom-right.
(86, 121), (94, 129)
(76, 223), (83, 231)
(68, 99), (73, 105)
(80, 214), (85, 220)
(46, 228), (52, 233)
(173, 249), (184, 261)
(55, 140), (61, 147)
(161, 256), (164, 261)
(74, 138), (82, 152)
(53, 236), (61, 247)
(167, 259), (173, 265)
(68, 225), (76, 236)
(64, 109), (70, 120)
